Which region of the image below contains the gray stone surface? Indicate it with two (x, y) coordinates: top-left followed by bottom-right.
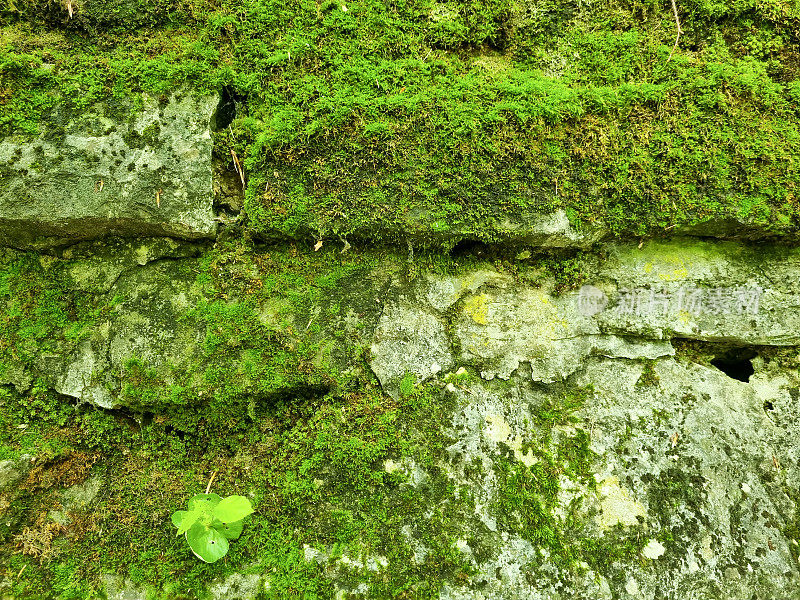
(205, 572), (264, 600)
(423, 355), (800, 599)
(371, 239), (800, 395)
(0, 454), (34, 492)
(370, 299), (454, 397)
(49, 476), (104, 525)
(101, 574), (149, 600)
(0, 91), (218, 247)
(592, 240), (800, 345)
(495, 208), (608, 248)
(20, 238), (206, 409)
(23, 237), (800, 413)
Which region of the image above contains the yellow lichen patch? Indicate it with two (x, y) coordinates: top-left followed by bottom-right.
(484, 413), (512, 443)
(641, 255), (691, 282)
(596, 476), (646, 530)
(463, 293), (490, 325)
(512, 440), (537, 468)
(658, 265), (689, 282)
(135, 244), (150, 265)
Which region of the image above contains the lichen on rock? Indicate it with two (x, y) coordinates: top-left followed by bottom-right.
(0, 91), (218, 247)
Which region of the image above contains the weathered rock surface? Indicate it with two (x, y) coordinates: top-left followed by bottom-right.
(407, 208), (609, 249)
(3, 236), (800, 599)
(14, 237), (800, 410)
(371, 239), (800, 392)
(428, 357), (800, 599)
(0, 454), (34, 492)
(0, 91), (218, 247)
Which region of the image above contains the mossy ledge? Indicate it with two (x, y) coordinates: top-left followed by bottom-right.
(1, 0), (800, 247)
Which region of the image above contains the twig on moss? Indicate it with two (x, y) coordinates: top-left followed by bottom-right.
(667, 0), (682, 63)
(230, 148), (246, 189)
(205, 471), (218, 494)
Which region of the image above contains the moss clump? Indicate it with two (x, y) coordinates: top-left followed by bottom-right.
(784, 497), (800, 567)
(0, 374), (475, 598)
(0, 250), (109, 376)
(636, 360), (661, 388)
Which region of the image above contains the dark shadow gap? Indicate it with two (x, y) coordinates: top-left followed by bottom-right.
(212, 85), (245, 131)
(710, 348), (757, 382)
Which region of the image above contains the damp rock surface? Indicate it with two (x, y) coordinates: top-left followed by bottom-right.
(0, 91), (218, 247)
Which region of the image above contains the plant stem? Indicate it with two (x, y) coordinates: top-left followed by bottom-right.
(205, 471), (218, 494)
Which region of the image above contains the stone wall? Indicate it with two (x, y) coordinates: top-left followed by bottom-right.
(1, 90), (799, 599)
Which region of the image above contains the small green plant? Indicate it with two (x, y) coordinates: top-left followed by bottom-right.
(171, 487), (254, 563)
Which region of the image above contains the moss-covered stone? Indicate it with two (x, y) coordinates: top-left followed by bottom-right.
(2, 0), (800, 245)
(0, 91), (218, 247)
(2, 238), (800, 597)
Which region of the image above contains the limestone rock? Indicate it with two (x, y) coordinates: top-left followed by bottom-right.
(570, 358), (800, 599)
(0, 91), (218, 247)
(452, 286), (675, 381)
(370, 299), (454, 397)
(592, 240), (800, 346)
(101, 574), (149, 600)
(205, 572), (264, 600)
(431, 355), (800, 599)
(48, 476), (103, 526)
(495, 209), (608, 248)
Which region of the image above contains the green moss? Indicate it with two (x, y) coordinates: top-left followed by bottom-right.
(0, 240), (484, 597)
(493, 454), (563, 550)
(579, 529), (645, 573)
(784, 496), (800, 567)
(0, 369), (476, 598)
(531, 384), (592, 436)
(2, 0), (800, 244)
(488, 383), (644, 574)
(0, 251), (109, 372)
(636, 360), (660, 388)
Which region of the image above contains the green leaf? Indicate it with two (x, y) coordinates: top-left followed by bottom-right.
(176, 509), (201, 535)
(212, 518), (244, 540)
(188, 493), (222, 512)
(212, 495), (254, 523)
(186, 522), (229, 563)
(171, 510), (187, 529)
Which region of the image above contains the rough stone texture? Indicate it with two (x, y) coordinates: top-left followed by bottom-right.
(0, 454), (34, 492)
(371, 239), (800, 394)
(20, 238), (205, 409)
(4, 237), (800, 598)
(593, 240), (800, 346)
(205, 572), (264, 600)
(25, 238), (800, 411)
(424, 354), (800, 599)
(48, 476), (104, 525)
(370, 300), (454, 397)
(445, 209), (608, 249)
(100, 574), (149, 600)
(0, 91), (218, 247)
(567, 358), (800, 600)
